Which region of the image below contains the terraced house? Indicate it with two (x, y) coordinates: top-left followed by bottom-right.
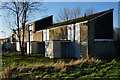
(12, 9), (115, 59)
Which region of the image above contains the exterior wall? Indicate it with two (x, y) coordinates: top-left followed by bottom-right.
(94, 11), (113, 39)
(24, 22), (35, 42)
(80, 22), (88, 58)
(14, 22), (35, 42)
(27, 41), (38, 54)
(80, 23), (88, 42)
(94, 41), (115, 59)
(116, 28), (120, 41)
(88, 11), (115, 58)
(33, 31), (43, 41)
(24, 25), (29, 42)
(88, 20), (95, 57)
(32, 22), (36, 32)
(49, 26), (67, 40)
(67, 24), (74, 41)
(16, 28), (21, 42)
(12, 32), (17, 42)
(113, 28), (117, 41)
(35, 16), (53, 32)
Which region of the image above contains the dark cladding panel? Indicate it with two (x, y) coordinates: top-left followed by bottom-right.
(35, 15), (53, 31)
(94, 11), (113, 39)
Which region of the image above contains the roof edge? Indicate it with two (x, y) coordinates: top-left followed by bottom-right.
(88, 9), (114, 21)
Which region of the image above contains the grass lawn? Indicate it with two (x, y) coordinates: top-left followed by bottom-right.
(2, 52), (120, 80)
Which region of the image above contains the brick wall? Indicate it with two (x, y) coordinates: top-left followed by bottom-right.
(80, 23), (88, 42)
(24, 25), (29, 42)
(33, 31), (43, 41)
(49, 26), (67, 40)
(80, 23), (88, 58)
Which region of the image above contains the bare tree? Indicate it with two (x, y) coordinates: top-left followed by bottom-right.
(71, 7), (82, 19)
(57, 8), (72, 22)
(84, 7), (96, 16)
(56, 7), (96, 23)
(56, 7), (82, 23)
(2, 0), (46, 55)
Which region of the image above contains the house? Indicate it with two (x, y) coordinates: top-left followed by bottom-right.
(12, 15), (53, 52)
(44, 9), (114, 59)
(12, 9), (115, 59)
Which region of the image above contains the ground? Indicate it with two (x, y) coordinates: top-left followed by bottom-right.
(1, 52), (120, 80)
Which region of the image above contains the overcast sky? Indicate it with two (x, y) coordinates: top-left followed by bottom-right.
(0, 1), (119, 39)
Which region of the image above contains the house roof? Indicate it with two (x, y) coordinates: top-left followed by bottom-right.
(45, 9), (113, 29)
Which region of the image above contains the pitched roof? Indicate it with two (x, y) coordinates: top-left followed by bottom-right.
(45, 9), (113, 29)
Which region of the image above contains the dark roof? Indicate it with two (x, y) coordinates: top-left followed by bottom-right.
(45, 9), (113, 29)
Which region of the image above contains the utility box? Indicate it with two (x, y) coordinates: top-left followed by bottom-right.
(61, 41), (74, 58)
(45, 41), (61, 58)
(27, 41), (45, 54)
(37, 41), (45, 54)
(27, 41), (38, 54)
(45, 40), (81, 58)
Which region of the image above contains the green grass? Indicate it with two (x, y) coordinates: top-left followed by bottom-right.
(2, 52), (55, 69)
(2, 52), (120, 80)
